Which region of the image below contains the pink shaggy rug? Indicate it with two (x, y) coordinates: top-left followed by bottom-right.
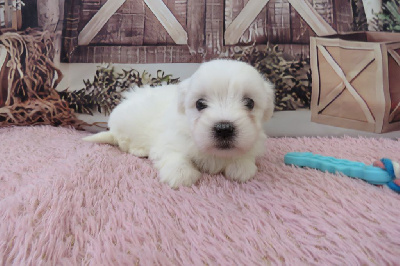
(1, 126), (400, 265)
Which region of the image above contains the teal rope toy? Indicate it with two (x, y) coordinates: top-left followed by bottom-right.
(284, 152), (400, 193)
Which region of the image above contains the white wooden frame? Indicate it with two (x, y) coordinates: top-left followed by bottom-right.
(78, 0), (188, 46)
(225, 0), (337, 45)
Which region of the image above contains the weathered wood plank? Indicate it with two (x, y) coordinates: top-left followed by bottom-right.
(165, 0), (175, 44)
(245, 5), (267, 44)
(92, 14), (121, 44)
(288, 0), (336, 36)
(205, 0), (224, 54)
(119, 0), (138, 13)
(225, 0), (270, 45)
(145, 0), (173, 45)
(69, 45), (194, 63)
(332, 0), (351, 32)
(174, 0), (187, 26)
(226, 0), (267, 44)
(267, 0), (291, 44)
(143, 4), (160, 45)
(61, 0), (81, 62)
(125, 0), (145, 45)
(225, 0), (244, 26)
(85, 0), (145, 45)
(78, 0), (127, 45)
(156, 0), (170, 46)
(312, 0), (333, 25)
(144, 0), (188, 44)
(94, 46), (105, 62)
(290, 3), (314, 44)
(130, 13), (145, 45)
(279, 43), (310, 59)
(187, 0), (205, 53)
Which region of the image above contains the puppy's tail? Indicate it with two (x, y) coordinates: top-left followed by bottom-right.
(82, 131), (117, 145)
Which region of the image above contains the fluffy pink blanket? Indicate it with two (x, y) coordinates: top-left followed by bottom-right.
(1, 126), (399, 265)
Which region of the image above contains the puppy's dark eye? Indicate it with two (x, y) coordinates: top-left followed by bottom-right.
(243, 98), (254, 110)
(196, 98), (207, 111)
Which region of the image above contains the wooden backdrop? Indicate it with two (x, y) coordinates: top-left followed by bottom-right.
(61, 0), (353, 63)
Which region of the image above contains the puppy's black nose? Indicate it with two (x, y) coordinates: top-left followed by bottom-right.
(213, 122), (236, 140)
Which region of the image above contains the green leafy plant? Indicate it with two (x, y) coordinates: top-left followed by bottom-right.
(59, 65), (180, 116)
(374, 0), (400, 32)
(232, 45), (311, 111)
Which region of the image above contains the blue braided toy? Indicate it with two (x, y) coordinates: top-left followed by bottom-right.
(380, 158), (400, 193)
(284, 152), (400, 194)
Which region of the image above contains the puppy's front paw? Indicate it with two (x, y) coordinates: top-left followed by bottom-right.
(159, 161), (202, 188)
(224, 159), (257, 183)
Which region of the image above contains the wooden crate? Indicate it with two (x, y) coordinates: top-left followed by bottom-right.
(310, 32), (400, 133)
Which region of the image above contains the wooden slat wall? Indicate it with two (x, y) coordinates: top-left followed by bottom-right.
(70, 45), (194, 63)
(267, 0), (291, 43)
(290, 3), (314, 44)
(143, 4), (159, 45)
(205, 0), (224, 55)
(242, 1), (267, 45)
(62, 0), (353, 63)
(313, 0), (333, 25)
(79, 0), (100, 33)
(155, 0), (171, 45)
(62, 0), (80, 62)
(225, 0), (341, 45)
(187, 0), (205, 55)
(225, 0), (268, 45)
(78, 0), (187, 46)
(332, 0), (353, 32)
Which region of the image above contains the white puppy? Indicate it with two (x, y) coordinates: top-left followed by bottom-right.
(83, 59), (275, 188)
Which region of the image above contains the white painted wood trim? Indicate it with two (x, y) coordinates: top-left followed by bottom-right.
(317, 45), (375, 123)
(317, 82), (345, 112)
(144, 0), (188, 45)
(388, 49), (400, 121)
(224, 0), (270, 45)
(288, 0), (336, 36)
(78, 0), (126, 46)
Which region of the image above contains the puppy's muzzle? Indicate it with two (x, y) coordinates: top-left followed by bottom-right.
(213, 121), (236, 149)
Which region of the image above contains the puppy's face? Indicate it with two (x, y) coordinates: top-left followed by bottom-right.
(179, 60), (275, 157)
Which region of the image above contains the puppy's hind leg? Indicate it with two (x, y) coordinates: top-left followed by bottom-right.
(115, 138), (148, 157)
(82, 131), (117, 145)
(128, 146), (149, 157)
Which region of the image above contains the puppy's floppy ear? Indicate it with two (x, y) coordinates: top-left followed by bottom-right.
(263, 80), (275, 121)
(178, 78), (191, 114)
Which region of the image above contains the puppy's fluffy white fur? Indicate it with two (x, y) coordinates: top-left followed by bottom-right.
(83, 59), (275, 188)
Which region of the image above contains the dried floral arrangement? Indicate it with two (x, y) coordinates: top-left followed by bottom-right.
(59, 66), (180, 116)
(0, 29), (86, 129)
(231, 45), (311, 111)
